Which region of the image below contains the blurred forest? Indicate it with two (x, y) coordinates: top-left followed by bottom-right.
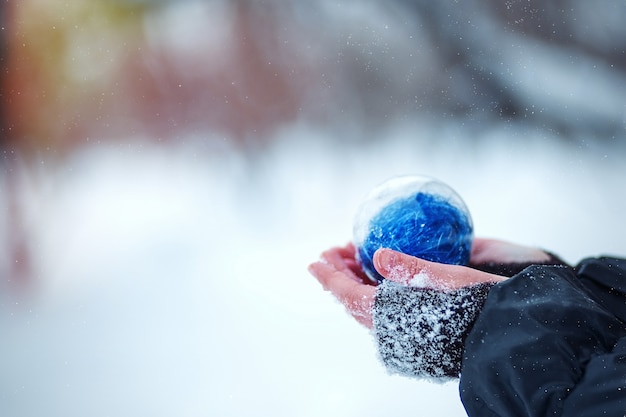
(1, 0), (624, 158)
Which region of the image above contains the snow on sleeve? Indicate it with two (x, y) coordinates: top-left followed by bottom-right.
(372, 280), (493, 382)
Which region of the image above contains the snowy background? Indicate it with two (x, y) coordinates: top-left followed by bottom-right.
(1, 1), (626, 416)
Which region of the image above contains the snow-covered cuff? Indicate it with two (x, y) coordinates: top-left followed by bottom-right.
(373, 281), (493, 381)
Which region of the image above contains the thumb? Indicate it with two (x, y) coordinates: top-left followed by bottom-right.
(373, 248), (435, 287)
(373, 248), (505, 289)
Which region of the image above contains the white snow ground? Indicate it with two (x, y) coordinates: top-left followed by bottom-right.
(1, 123), (625, 417)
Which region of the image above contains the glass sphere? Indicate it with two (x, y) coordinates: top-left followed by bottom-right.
(353, 175), (473, 283)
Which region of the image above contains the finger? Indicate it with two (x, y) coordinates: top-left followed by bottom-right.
(321, 246), (367, 284)
(336, 242), (357, 259)
(470, 237), (490, 258)
(321, 247), (351, 271)
(308, 261), (341, 291)
(340, 243), (371, 283)
(308, 260), (366, 296)
(308, 261), (375, 328)
(470, 238), (551, 264)
(321, 243), (355, 261)
(373, 248), (437, 286)
(343, 258), (369, 283)
(373, 248), (504, 289)
(319, 243), (372, 284)
(470, 237), (498, 265)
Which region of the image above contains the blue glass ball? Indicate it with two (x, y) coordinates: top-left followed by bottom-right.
(353, 176), (473, 283)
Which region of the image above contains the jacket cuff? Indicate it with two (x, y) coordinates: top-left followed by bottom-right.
(373, 281), (493, 381)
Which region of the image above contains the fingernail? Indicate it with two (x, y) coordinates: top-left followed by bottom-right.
(374, 248), (395, 272)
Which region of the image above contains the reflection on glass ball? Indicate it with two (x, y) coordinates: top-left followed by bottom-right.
(353, 175), (473, 283)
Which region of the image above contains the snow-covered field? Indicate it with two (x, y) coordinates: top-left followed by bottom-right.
(1, 123), (624, 416)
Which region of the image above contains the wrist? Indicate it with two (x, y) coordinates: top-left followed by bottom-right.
(373, 281), (494, 380)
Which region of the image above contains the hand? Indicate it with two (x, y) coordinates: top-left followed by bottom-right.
(308, 242), (507, 329)
(308, 243), (377, 329)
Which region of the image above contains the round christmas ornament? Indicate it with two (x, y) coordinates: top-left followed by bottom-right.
(353, 175), (473, 283)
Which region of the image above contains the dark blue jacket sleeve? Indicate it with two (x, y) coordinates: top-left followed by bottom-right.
(459, 258), (626, 417)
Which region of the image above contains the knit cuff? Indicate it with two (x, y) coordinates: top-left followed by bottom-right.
(373, 281), (493, 381)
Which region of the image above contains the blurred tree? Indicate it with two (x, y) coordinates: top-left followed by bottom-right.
(2, 0), (147, 156)
(0, 0), (7, 151)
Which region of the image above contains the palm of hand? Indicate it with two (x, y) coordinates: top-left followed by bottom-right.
(309, 238), (550, 329)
